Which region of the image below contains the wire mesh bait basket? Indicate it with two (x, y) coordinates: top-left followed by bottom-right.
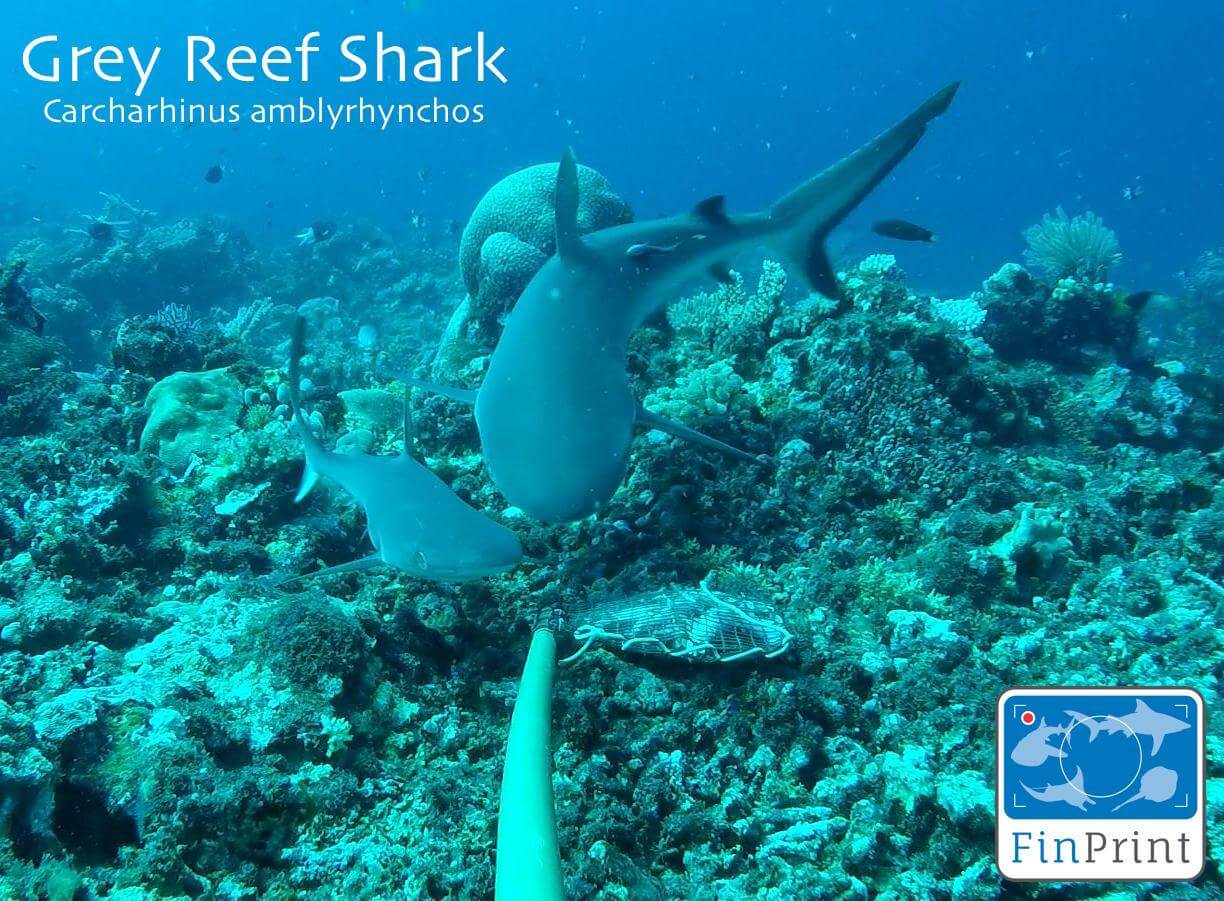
(560, 583), (794, 665)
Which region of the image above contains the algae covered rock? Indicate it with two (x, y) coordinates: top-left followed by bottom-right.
(111, 315), (204, 379)
(138, 367), (242, 469)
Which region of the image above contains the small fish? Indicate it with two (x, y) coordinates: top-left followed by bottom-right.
(871, 219), (936, 243)
(203, 165), (224, 184)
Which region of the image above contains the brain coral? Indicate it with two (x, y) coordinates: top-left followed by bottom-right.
(458, 161), (633, 298)
(139, 368), (242, 469)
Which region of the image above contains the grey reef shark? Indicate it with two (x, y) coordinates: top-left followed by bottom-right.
(282, 317), (522, 584)
(413, 82), (961, 523)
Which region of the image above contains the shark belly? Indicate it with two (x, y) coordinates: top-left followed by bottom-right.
(477, 262), (636, 522)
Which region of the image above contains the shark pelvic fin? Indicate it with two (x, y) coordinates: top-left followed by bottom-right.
(277, 552), (383, 587)
(555, 147), (585, 258)
(636, 403), (766, 464)
(295, 462), (320, 503)
(693, 194), (731, 226)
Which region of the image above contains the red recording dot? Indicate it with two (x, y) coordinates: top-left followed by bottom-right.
(1020, 710), (1036, 726)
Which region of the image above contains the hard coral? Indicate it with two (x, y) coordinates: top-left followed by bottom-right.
(138, 368), (242, 470)
(458, 160), (633, 298)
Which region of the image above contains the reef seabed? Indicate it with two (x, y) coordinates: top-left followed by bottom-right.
(0, 199), (1220, 899)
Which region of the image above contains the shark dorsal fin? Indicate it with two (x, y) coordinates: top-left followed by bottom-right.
(693, 194), (730, 226)
(1135, 699), (1153, 714)
(1069, 767), (1084, 789)
(555, 148), (585, 258)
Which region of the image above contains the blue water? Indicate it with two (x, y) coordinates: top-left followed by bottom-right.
(2, 1), (1221, 296)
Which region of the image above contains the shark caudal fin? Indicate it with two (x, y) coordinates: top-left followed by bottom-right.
(289, 316), (324, 502)
(767, 81), (960, 298)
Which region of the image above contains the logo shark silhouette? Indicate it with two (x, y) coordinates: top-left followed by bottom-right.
(1066, 700), (1190, 755)
(1009, 717), (1066, 767)
(1022, 767), (1095, 811)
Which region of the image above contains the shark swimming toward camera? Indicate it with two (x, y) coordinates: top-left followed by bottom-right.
(416, 82), (960, 522)
(283, 317), (522, 584)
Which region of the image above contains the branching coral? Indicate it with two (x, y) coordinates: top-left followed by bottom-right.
(1022, 207), (1122, 282)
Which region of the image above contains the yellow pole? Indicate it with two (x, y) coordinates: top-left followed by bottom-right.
(495, 627), (563, 900)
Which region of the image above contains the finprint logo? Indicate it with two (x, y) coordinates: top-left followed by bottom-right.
(996, 687), (1205, 881)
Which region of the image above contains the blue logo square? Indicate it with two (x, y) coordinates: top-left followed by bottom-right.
(1000, 691), (1200, 820)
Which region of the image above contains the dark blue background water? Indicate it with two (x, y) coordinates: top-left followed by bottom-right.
(2, 1), (1220, 296)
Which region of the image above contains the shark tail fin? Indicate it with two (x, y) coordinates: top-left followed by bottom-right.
(766, 81), (960, 299)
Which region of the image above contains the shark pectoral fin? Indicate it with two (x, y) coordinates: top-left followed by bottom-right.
(693, 195), (731, 226)
(636, 404), (764, 464)
(383, 370), (479, 406)
(709, 262), (735, 285)
(276, 552), (383, 587)
(555, 147), (586, 258)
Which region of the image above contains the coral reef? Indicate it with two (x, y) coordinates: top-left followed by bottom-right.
(0, 195), (1220, 901)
